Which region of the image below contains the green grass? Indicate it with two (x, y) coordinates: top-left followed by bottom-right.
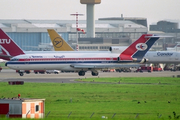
(0, 62), (8, 69)
(76, 77), (180, 84)
(0, 77), (180, 119)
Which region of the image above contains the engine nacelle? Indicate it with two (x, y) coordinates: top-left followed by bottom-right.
(109, 46), (128, 53)
(140, 58), (148, 63)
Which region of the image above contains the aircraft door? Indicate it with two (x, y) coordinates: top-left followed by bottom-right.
(175, 53), (179, 61)
(25, 58), (29, 65)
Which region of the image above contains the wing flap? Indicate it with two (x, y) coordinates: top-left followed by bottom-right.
(70, 64), (141, 69)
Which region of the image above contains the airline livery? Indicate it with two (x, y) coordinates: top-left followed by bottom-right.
(47, 29), (74, 51)
(47, 29), (177, 66)
(144, 51), (179, 64)
(0, 29), (75, 60)
(0, 28), (161, 76)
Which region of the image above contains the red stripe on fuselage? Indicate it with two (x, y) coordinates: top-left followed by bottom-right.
(17, 57), (116, 61)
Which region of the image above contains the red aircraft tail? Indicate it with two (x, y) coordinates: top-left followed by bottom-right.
(0, 29), (24, 57)
(119, 34), (160, 61)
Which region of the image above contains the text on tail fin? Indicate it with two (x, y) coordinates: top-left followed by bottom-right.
(0, 29), (24, 56)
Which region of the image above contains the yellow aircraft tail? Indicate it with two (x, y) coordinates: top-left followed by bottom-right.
(47, 29), (74, 51)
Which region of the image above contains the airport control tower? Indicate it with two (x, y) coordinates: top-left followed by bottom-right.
(80, 0), (101, 38)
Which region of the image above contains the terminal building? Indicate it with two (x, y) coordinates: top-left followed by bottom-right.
(0, 17), (179, 51)
(149, 20), (180, 50)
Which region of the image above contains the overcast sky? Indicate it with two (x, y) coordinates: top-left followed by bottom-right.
(0, 0), (180, 25)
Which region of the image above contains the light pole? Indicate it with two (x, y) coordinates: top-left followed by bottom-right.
(71, 12), (84, 51)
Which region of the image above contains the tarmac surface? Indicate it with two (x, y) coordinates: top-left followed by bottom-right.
(0, 69), (180, 83)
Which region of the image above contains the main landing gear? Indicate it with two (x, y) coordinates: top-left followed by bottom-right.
(78, 71), (85, 76)
(19, 72), (24, 76)
(91, 71), (98, 76)
(78, 70), (99, 76)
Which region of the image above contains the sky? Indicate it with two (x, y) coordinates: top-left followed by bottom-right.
(0, 0), (180, 25)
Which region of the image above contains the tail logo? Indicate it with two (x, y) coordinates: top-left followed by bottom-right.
(0, 39), (11, 44)
(136, 43), (147, 51)
(53, 37), (63, 48)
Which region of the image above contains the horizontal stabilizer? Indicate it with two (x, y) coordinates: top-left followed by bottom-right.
(145, 35), (173, 38)
(0, 54), (12, 58)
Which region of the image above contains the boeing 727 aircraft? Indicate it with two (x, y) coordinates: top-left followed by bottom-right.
(0, 29), (161, 76)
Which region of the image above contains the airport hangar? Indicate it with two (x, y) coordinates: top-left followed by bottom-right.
(0, 17), (179, 52)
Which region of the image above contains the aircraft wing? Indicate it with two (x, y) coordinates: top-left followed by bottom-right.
(70, 63), (141, 69)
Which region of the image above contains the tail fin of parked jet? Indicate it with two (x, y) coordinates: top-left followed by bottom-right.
(47, 29), (74, 51)
(119, 34), (160, 62)
(0, 29), (25, 57)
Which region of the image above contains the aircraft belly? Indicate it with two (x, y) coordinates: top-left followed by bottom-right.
(7, 63), (78, 71)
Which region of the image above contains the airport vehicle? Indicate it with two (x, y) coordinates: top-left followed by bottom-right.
(46, 70), (60, 74)
(102, 69), (116, 72)
(3, 32), (161, 76)
(153, 67), (162, 71)
(34, 70), (46, 74)
(116, 67), (132, 72)
(135, 66), (153, 72)
(16, 70), (31, 74)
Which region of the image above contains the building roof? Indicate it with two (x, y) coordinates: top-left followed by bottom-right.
(0, 19), (146, 29)
(0, 98), (45, 102)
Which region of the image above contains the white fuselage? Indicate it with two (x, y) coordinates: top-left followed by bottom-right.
(6, 51), (129, 70)
(110, 46), (180, 64)
(144, 51), (180, 64)
(5, 49), (180, 71)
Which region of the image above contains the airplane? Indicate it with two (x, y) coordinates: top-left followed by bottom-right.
(0, 29), (74, 60)
(109, 46), (179, 64)
(48, 29), (177, 65)
(2, 29), (161, 76)
(0, 28), (139, 73)
(48, 29), (177, 66)
(47, 29), (74, 51)
(24, 29), (74, 51)
(144, 51), (180, 64)
(167, 42), (180, 51)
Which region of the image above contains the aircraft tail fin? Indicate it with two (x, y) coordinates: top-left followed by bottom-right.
(0, 29), (25, 57)
(47, 29), (74, 51)
(119, 34), (160, 62)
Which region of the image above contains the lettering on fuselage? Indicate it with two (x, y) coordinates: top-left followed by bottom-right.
(54, 55), (65, 58)
(157, 52), (173, 56)
(31, 56), (43, 58)
(0, 39), (11, 44)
